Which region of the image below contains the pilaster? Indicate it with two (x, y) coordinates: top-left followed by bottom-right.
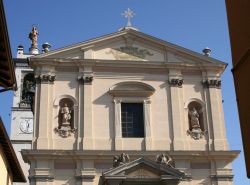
(75, 160), (95, 185)
(168, 69), (185, 150)
(144, 99), (152, 150)
(77, 70), (84, 150)
(79, 66), (94, 149)
(114, 98), (123, 150)
(35, 73), (56, 149)
(202, 72), (228, 150)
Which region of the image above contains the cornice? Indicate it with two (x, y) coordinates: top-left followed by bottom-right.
(29, 58), (226, 74)
(22, 150), (240, 163)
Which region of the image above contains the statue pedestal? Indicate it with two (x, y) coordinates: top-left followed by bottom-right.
(187, 128), (204, 140)
(29, 47), (39, 55)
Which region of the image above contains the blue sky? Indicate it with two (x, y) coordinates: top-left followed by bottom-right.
(1, 0), (248, 184)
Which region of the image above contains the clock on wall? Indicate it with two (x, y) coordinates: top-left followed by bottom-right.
(19, 118), (33, 134)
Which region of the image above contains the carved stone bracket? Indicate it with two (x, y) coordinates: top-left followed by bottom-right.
(77, 75), (93, 85)
(35, 74), (56, 84)
(187, 128), (206, 140)
(143, 99), (151, 104)
(202, 79), (221, 88)
(113, 98), (122, 104)
(54, 127), (77, 138)
(169, 78), (183, 87)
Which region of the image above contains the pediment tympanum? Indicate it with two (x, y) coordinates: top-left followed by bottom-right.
(32, 29), (226, 72)
(102, 158), (185, 185)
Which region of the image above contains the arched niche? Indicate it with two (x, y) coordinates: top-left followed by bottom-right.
(109, 81), (155, 97)
(54, 95), (78, 138)
(184, 98), (205, 110)
(187, 101), (204, 131)
(20, 73), (35, 112)
(54, 95), (78, 107)
(185, 98), (206, 140)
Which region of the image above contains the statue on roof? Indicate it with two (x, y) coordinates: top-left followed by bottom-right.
(113, 153), (130, 167)
(29, 26), (39, 48)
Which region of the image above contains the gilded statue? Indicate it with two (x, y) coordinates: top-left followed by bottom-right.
(29, 26), (39, 48)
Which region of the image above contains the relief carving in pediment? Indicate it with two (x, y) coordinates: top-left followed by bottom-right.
(127, 168), (159, 178)
(106, 46), (153, 60)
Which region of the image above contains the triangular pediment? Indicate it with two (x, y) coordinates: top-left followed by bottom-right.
(32, 28), (226, 68)
(103, 158), (185, 184)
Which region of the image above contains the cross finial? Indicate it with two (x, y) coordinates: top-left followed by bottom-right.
(122, 8), (135, 27)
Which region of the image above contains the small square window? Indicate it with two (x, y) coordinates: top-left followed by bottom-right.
(121, 103), (144, 138)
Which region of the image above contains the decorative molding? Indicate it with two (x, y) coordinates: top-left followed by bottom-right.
(169, 78), (183, 87)
(210, 175), (234, 181)
(143, 99), (151, 104)
(54, 127), (77, 138)
(180, 175), (192, 181)
(187, 128), (206, 140)
(29, 175), (54, 181)
(35, 74), (56, 84)
(21, 150), (240, 162)
(109, 81), (155, 97)
(77, 75), (93, 85)
(117, 46), (153, 58)
(113, 98), (122, 104)
(75, 175), (95, 180)
(29, 168), (54, 181)
(54, 95), (78, 106)
(75, 169), (95, 180)
(202, 79), (221, 88)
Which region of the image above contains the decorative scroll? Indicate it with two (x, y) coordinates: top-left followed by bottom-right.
(169, 78), (183, 87)
(77, 75), (93, 84)
(202, 79), (221, 88)
(35, 74), (56, 84)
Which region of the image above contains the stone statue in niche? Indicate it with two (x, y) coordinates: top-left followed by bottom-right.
(189, 107), (200, 129)
(113, 153), (130, 167)
(54, 100), (76, 138)
(60, 103), (71, 128)
(156, 153), (174, 168)
(187, 106), (204, 140)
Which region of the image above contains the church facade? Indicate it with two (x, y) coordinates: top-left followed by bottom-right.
(13, 25), (239, 185)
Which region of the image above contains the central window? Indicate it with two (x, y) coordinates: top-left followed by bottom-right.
(121, 103), (144, 137)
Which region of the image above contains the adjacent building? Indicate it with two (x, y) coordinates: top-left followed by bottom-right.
(0, 0), (26, 184)
(225, 0), (250, 178)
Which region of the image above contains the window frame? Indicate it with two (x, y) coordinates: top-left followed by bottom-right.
(121, 102), (145, 138)
(114, 97), (152, 139)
